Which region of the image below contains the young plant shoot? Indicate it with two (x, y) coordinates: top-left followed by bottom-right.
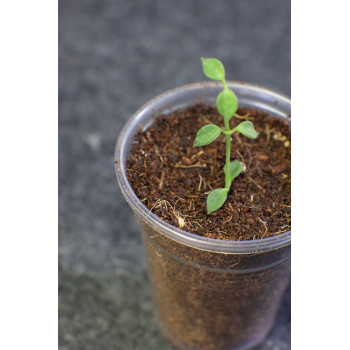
(194, 58), (259, 214)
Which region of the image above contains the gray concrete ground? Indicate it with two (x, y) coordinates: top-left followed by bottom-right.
(59, 1), (291, 349)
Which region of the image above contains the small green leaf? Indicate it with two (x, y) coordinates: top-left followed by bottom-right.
(225, 160), (243, 183)
(201, 58), (225, 81)
(216, 88), (238, 121)
(234, 121), (259, 139)
(194, 125), (222, 147)
(207, 188), (228, 214)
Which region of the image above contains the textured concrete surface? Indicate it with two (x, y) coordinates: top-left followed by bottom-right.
(59, 0), (291, 349)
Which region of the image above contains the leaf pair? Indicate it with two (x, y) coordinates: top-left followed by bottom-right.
(201, 58), (238, 122)
(193, 120), (258, 148)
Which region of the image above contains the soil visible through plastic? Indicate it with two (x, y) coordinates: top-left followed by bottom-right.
(126, 104), (291, 241)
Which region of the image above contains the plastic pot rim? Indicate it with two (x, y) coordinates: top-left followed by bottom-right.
(115, 81), (291, 254)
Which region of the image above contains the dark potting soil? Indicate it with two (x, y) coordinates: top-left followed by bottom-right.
(126, 104), (291, 241)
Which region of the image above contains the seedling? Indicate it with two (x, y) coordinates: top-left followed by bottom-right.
(194, 58), (259, 214)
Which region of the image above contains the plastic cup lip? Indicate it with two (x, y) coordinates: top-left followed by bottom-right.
(115, 81), (291, 254)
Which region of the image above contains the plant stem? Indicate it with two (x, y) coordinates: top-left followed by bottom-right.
(224, 119), (231, 190)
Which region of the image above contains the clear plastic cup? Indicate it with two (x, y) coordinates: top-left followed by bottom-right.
(115, 81), (291, 350)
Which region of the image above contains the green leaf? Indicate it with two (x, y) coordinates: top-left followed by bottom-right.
(216, 88), (238, 121)
(225, 160), (243, 183)
(207, 188), (228, 214)
(201, 58), (225, 81)
(194, 124), (222, 147)
(234, 121), (259, 139)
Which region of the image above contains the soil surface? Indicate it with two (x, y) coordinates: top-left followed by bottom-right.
(126, 104), (291, 240)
